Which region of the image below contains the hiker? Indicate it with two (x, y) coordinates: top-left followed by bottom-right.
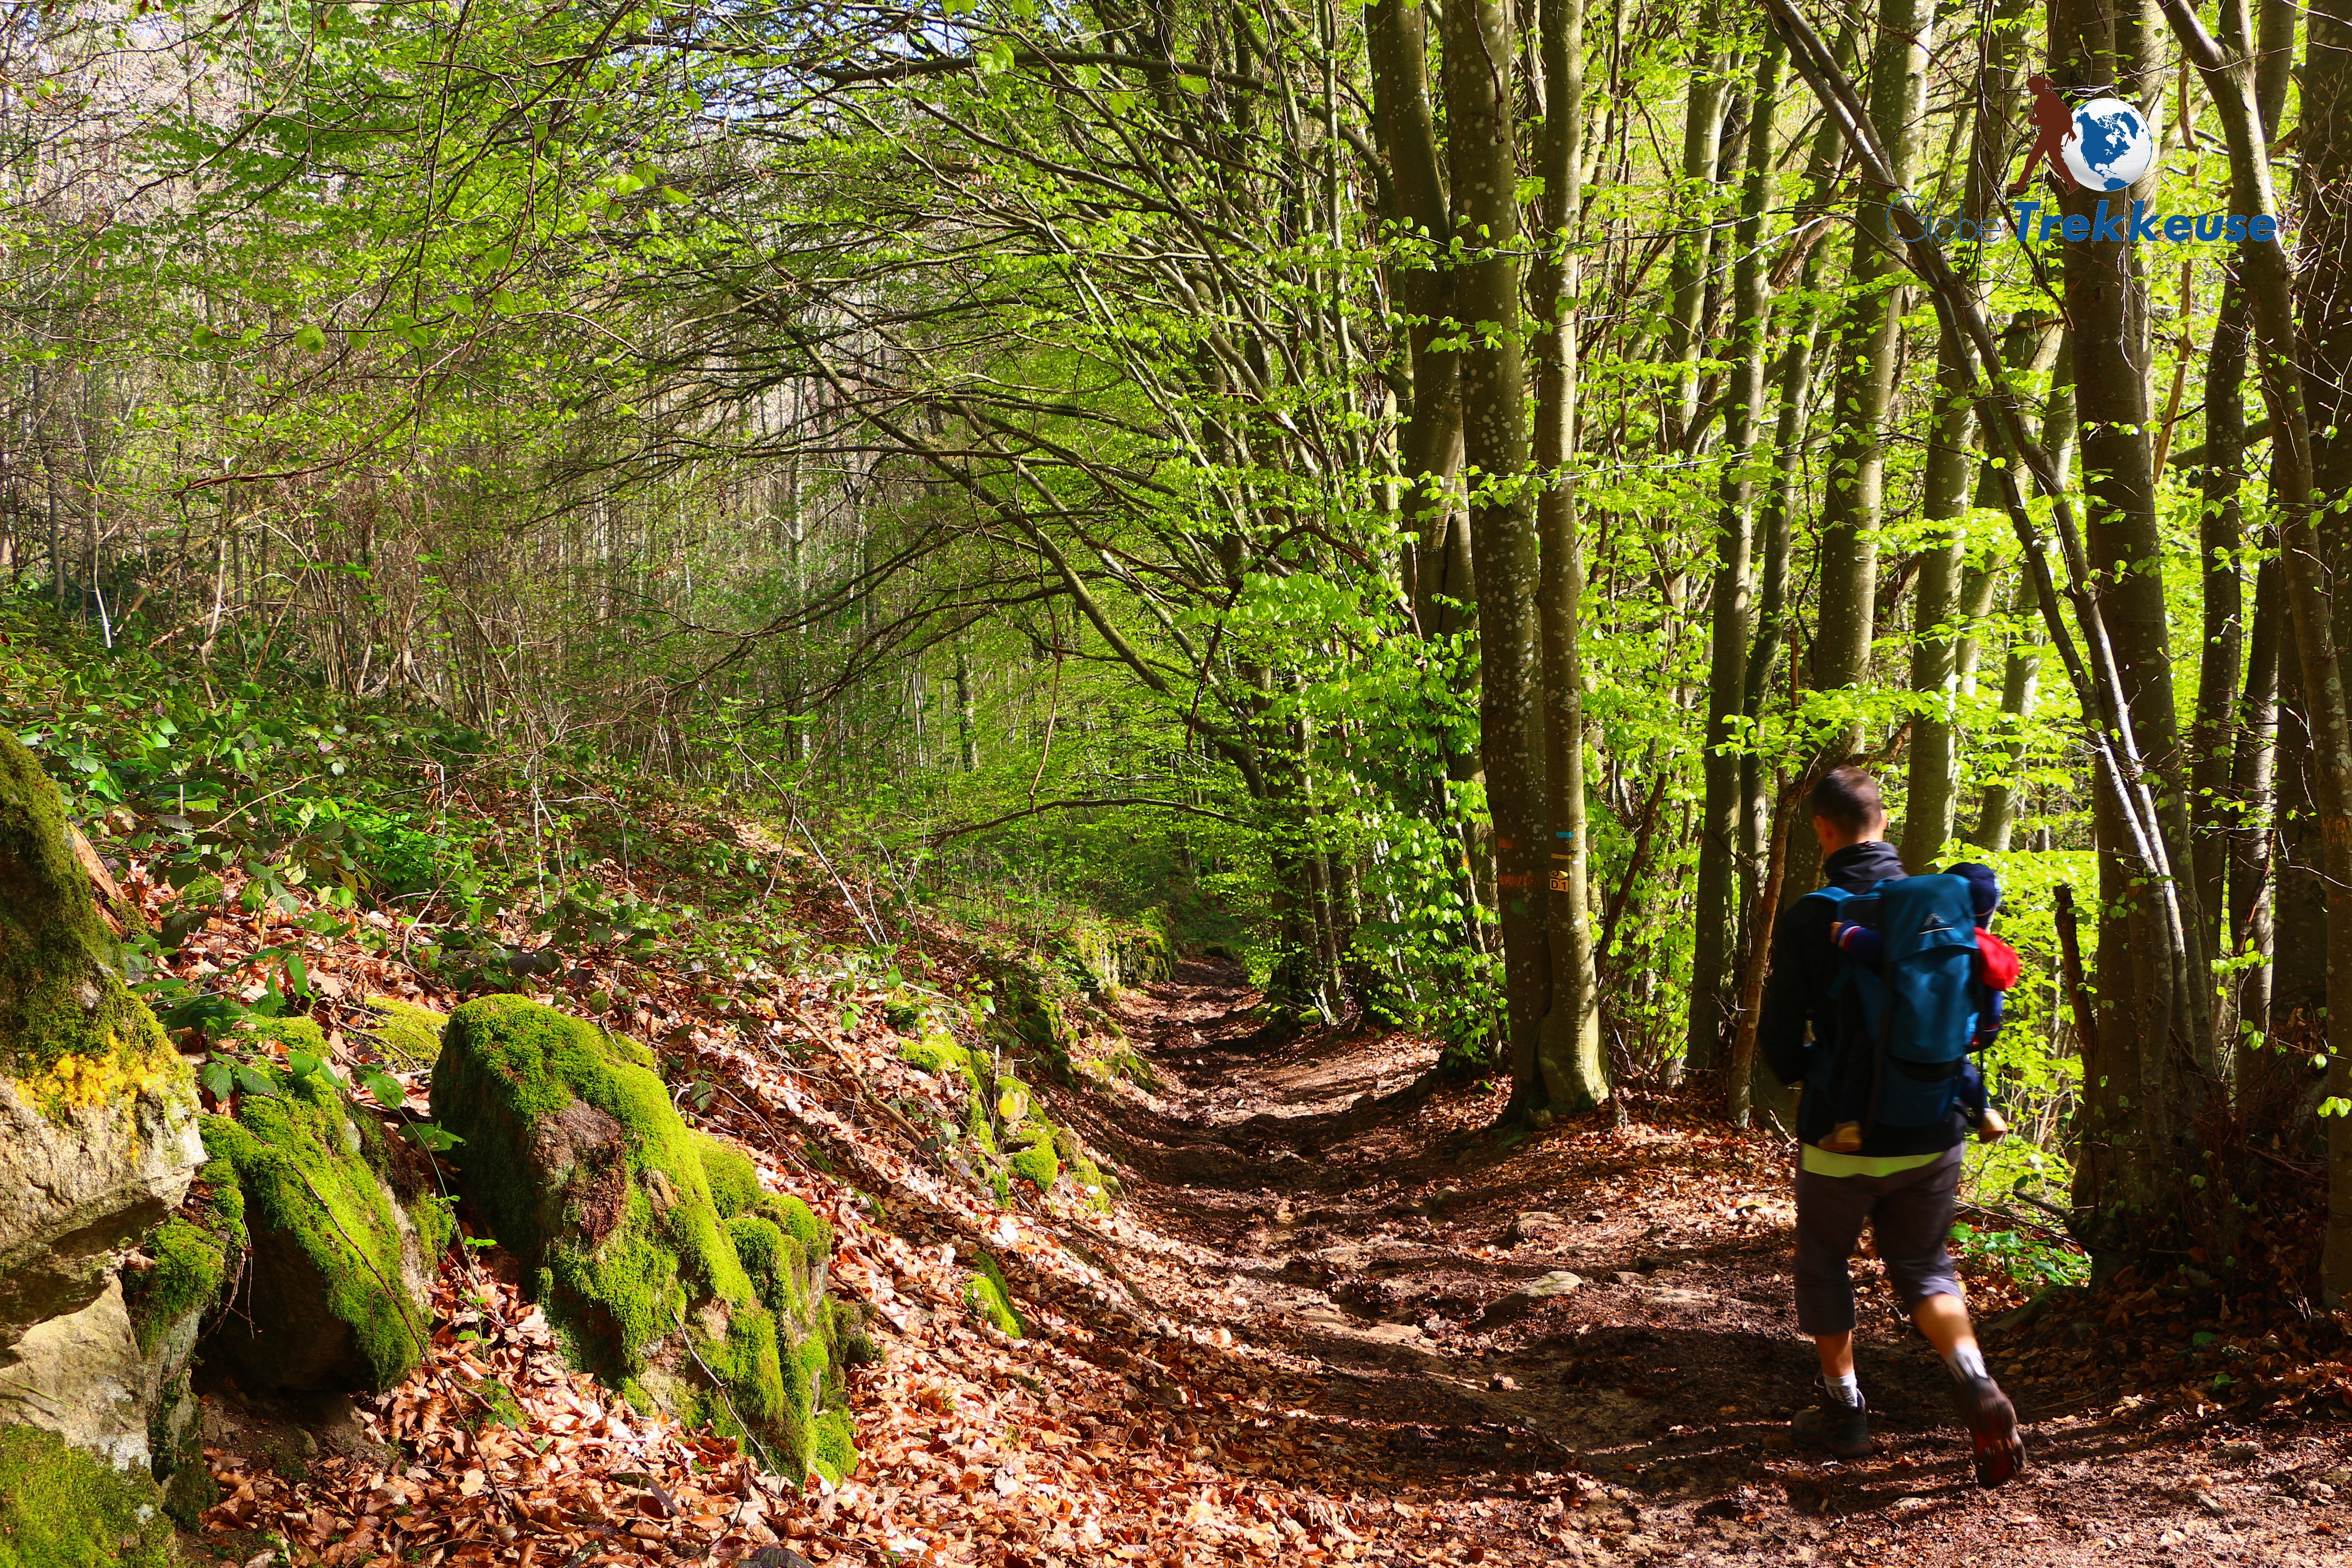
(2009, 74), (2078, 195)
(1826, 859), (2019, 1149)
(1758, 767), (2027, 1487)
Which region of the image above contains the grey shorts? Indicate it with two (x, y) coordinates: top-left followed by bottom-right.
(1793, 1145), (1965, 1336)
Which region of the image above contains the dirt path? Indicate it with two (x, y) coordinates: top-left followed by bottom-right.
(1054, 957), (2352, 1565)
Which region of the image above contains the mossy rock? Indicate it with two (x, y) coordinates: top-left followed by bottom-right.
(200, 1063), (446, 1392)
(0, 1423), (174, 1567)
(0, 732), (181, 1095)
(965, 1253), (1024, 1338)
(356, 995), (446, 1070)
(433, 997), (855, 1482)
(123, 1154), (245, 1358)
(1008, 1142), (1060, 1191)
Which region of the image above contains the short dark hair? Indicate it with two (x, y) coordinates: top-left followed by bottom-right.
(1810, 766), (1884, 833)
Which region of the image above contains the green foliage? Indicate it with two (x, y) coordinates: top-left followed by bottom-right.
(1950, 1221), (2090, 1290)
(0, 1425), (176, 1568)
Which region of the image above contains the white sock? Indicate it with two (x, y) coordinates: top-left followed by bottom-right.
(1944, 1343), (1989, 1383)
(1823, 1370), (1862, 1407)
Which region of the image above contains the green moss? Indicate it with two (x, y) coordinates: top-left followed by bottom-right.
(434, 997), (851, 1481)
(201, 1065), (431, 1391)
(131, 1220), (225, 1354)
(727, 1216), (806, 1317)
(462, 1378), (527, 1430)
(695, 1132), (763, 1218)
(1009, 1142), (1061, 1190)
(358, 995), (446, 1068)
(898, 1033), (971, 1078)
(128, 1156), (247, 1352)
(0, 1424), (175, 1568)
(828, 1297), (877, 1368)
(810, 1408), (860, 1485)
(1067, 1155), (1114, 1213)
(433, 996), (749, 1360)
(963, 1089), (998, 1156)
(0, 733), (187, 1106)
(755, 1192), (833, 1259)
(153, 1377), (216, 1527)
(965, 1253), (1024, 1338)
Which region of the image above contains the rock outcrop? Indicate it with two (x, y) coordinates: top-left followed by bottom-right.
(201, 1017), (450, 1394)
(434, 995), (862, 1481)
(0, 730), (209, 1544)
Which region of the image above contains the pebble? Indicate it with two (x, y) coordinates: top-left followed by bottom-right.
(2213, 1440), (2263, 1465)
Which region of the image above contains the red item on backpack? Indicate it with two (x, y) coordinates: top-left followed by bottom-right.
(1975, 929), (2020, 991)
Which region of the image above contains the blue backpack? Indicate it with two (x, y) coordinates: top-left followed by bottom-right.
(1801, 873), (1981, 1130)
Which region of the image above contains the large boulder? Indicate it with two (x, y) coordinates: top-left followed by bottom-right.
(434, 996), (862, 1481)
(199, 1018), (450, 1393)
(0, 731), (206, 1506)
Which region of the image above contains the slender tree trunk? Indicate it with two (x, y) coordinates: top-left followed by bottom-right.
(1445, 0), (1548, 1111)
(1534, 0), (1606, 1111)
(1811, 0), (1933, 740)
(1901, 328), (1974, 868)
(1688, 32), (1783, 1074)
(1663, 0), (1727, 446)
(1971, 619), (2042, 851)
(2191, 279), (2251, 980)
(2232, 554), (2283, 1080)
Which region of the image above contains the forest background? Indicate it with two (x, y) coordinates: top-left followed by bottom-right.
(9, 0), (2351, 1306)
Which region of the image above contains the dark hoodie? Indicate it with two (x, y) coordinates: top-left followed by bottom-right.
(1760, 839), (1965, 1158)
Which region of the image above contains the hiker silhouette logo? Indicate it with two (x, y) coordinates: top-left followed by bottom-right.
(2009, 76), (2153, 195)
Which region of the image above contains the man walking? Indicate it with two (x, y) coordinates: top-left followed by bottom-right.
(1759, 766), (2027, 1487)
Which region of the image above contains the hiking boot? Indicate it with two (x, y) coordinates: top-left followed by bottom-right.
(1792, 1381), (1871, 1460)
(1953, 1374), (2026, 1488)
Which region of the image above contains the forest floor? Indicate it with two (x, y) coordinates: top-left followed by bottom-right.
(1030, 957), (2352, 1566)
(158, 835), (2352, 1568)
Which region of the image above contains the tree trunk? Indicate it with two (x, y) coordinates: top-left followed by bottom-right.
(1809, 0), (1932, 722)
(1444, 0), (1549, 1112)
(1534, 0), (1607, 1112)
(1688, 32), (1784, 1074)
(1663, 0), (1727, 447)
(2054, 0), (2214, 1256)
(2162, 0), (2352, 1300)
(2190, 280), (2251, 946)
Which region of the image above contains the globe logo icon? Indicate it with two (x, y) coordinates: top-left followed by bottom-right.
(2061, 97), (2155, 192)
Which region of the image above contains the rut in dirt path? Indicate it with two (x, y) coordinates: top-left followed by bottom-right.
(1043, 957), (2352, 1566)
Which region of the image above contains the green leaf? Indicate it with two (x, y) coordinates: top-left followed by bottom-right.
(292, 323), (328, 353)
(362, 1070), (406, 1108)
(201, 1061), (234, 1100)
